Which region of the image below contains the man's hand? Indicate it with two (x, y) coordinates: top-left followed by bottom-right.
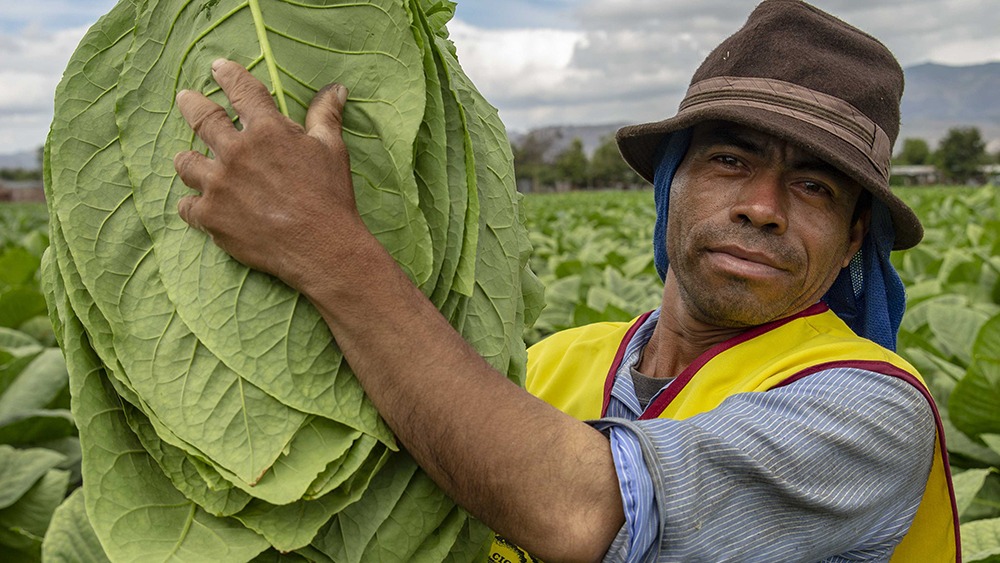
(174, 59), (366, 292)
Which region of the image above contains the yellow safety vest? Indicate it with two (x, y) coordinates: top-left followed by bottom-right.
(490, 303), (959, 562)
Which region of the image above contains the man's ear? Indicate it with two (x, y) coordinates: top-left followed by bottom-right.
(842, 207), (870, 268)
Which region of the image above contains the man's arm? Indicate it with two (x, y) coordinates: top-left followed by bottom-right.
(172, 59), (624, 562)
(599, 368), (935, 561)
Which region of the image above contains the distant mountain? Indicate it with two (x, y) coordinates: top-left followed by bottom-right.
(0, 149), (41, 170)
(902, 62), (1000, 122)
(899, 62), (1000, 150)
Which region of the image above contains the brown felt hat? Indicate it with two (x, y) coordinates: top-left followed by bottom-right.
(617, 0), (923, 249)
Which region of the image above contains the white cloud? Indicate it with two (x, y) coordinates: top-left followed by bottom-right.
(4, 24), (90, 70)
(0, 114), (51, 158)
(448, 5), (718, 132)
(927, 39), (1000, 66)
(0, 71), (59, 114)
(448, 19), (591, 130)
(0, 23), (90, 153)
(822, 1), (1000, 66)
(449, 0), (1000, 136)
(1, 0), (117, 27)
(449, 19), (583, 91)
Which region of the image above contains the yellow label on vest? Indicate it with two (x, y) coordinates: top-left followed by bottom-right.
(489, 534), (543, 563)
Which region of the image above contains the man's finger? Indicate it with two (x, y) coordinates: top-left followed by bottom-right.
(211, 59), (278, 128)
(176, 90), (235, 153)
(177, 194), (205, 231)
(305, 83), (348, 147)
(173, 150), (214, 192)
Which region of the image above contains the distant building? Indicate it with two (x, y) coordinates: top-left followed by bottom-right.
(889, 164), (1000, 186)
(984, 164), (1000, 185)
(0, 180), (45, 203)
(890, 165), (940, 186)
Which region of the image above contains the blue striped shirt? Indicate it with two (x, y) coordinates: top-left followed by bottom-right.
(590, 309), (936, 562)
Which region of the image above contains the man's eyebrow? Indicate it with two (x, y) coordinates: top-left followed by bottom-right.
(700, 127), (766, 156)
(787, 154), (849, 180)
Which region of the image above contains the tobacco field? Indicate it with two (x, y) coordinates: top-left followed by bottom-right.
(1, 186), (999, 560)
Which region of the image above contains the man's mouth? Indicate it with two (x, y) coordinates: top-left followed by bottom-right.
(705, 244), (787, 278)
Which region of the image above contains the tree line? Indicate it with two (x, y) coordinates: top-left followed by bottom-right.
(894, 127), (999, 185)
(513, 126), (1000, 192)
(0, 146), (43, 182)
(3, 128), (998, 190)
(0, 168), (43, 182)
(512, 134), (644, 192)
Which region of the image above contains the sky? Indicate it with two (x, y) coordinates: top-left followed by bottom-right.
(0, 0), (998, 156)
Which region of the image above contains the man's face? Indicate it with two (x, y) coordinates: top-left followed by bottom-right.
(666, 121), (868, 328)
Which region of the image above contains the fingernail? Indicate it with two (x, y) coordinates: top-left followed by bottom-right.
(176, 90), (189, 102)
(336, 84), (348, 106)
(212, 58), (227, 72)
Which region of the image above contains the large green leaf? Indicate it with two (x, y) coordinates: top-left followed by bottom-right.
(962, 517), (1000, 563)
(114, 0), (402, 442)
(0, 411), (75, 447)
(0, 349), (68, 419)
(48, 1), (321, 487)
(54, 256), (271, 561)
(0, 328), (44, 395)
(311, 454), (487, 563)
(0, 288), (47, 330)
(0, 468), (69, 559)
(45, 0), (538, 559)
(963, 471), (1000, 525)
(955, 469), (994, 517)
(951, 314), (1000, 436)
(977, 314), (1000, 363)
(40, 489), (110, 563)
(0, 247), (40, 288)
(0, 445), (65, 510)
(943, 417), (1000, 468)
(926, 298), (990, 365)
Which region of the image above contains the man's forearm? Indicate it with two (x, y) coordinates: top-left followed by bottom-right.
(298, 233), (623, 562)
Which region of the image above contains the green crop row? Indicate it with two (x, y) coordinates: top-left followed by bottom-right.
(520, 186), (1000, 561)
(891, 187), (1000, 561)
(0, 202), (75, 562)
(521, 190), (662, 345)
(3, 186), (1000, 559)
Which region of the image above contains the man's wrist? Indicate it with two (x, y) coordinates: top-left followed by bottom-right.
(292, 229), (404, 318)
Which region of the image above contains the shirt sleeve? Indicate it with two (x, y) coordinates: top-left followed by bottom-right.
(590, 367), (936, 563)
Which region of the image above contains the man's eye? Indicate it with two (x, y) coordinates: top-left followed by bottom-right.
(800, 181), (831, 196)
(714, 155), (740, 167)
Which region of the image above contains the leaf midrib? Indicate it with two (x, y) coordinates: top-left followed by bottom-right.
(248, 0), (287, 115)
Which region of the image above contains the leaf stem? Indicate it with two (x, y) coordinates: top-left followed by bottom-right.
(247, 0), (288, 115)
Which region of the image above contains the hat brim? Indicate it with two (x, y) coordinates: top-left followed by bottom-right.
(616, 107), (923, 250)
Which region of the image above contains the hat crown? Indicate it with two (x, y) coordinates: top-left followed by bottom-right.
(691, 0), (903, 144)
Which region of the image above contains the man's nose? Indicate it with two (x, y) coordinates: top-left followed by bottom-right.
(729, 174), (788, 234)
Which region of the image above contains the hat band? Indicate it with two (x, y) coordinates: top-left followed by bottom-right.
(679, 77), (892, 182)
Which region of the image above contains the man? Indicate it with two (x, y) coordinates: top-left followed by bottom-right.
(172, 1), (959, 561)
